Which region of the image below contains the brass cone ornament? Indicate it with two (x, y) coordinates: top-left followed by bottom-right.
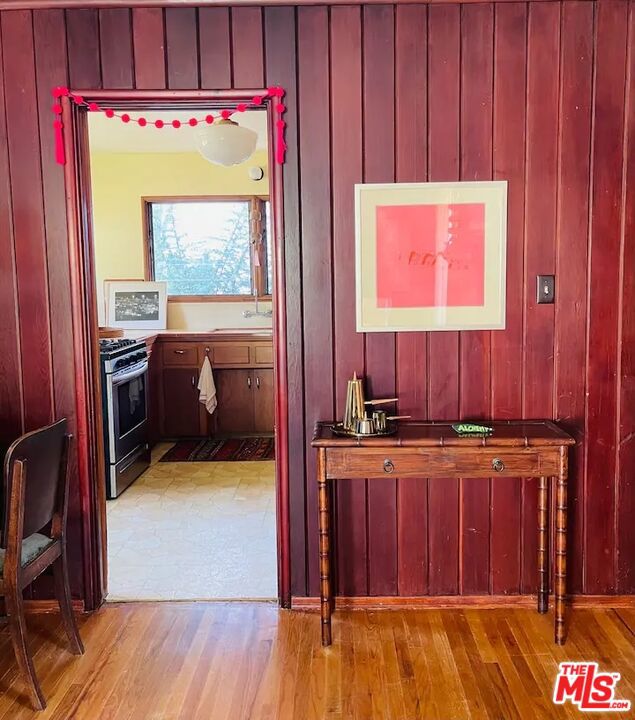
(342, 372), (366, 431)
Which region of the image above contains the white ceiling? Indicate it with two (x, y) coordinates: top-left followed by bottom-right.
(87, 109), (269, 153)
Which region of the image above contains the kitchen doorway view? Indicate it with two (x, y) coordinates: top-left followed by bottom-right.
(86, 107), (278, 601)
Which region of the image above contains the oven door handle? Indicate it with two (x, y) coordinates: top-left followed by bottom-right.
(110, 361), (149, 387)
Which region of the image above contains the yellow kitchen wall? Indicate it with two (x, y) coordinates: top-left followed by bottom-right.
(89, 149), (271, 329)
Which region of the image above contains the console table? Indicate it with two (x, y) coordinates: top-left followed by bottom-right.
(311, 421), (575, 647)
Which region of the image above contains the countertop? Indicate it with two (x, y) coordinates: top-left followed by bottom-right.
(123, 328), (273, 344)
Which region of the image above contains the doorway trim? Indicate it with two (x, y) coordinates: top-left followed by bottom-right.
(61, 89), (290, 610)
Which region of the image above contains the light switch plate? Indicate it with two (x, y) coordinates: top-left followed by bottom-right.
(537, 275), (555, 304)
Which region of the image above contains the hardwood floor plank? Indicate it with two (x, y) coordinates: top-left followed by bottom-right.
(0, 603), (634, 719)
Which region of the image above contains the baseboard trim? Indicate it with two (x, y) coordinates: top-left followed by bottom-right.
(23, 599), (85, 614)
(291, 594), (635, 611)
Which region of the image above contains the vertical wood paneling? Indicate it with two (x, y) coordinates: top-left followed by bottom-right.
(330, 6), (367, 597)
(490, 2), (527, 595)
(33, 8), (84, 596)
(427, 4), (461, 595)
(363, 5), (398, 596)
(1, 10), (53, 432)
(199, 8), (231, 89)
(264, 6), (306, 596)
(586, 0), (628, 594)
(132, 9), (166, 89)
(1, 3), (633, 604)
(395, 4), (428, 596)
(231, 8), (264, 89)
(99, 9), (134, 88)
(555, 0), (593, 595)
(65, 9), (101, 89)
(165, 8), (199, 89)
(0, 20), (23, 446)
(297, 6), (333, 598)
(521, 2), (560, 592)
(459, 3), (494, 595)
(617, 2), (635, 594)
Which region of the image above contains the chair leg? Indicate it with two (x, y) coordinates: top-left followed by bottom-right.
(5, 588), (46, 711)
(53, 553), (84, 656)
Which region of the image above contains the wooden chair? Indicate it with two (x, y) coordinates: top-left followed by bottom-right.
(0, 419), (84, 710)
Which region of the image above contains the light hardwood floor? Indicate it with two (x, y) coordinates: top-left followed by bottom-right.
(0, 603), (634, 719)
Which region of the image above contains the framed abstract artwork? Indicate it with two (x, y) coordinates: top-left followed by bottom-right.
(355, 181), (507, 332)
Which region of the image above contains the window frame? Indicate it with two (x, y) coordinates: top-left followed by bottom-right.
(142, 194), (272, 303)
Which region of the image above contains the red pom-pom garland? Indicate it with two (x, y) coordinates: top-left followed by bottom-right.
(50, 86), (287, 165)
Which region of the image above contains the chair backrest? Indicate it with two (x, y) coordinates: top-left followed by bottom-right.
(1, 419), (69, 547)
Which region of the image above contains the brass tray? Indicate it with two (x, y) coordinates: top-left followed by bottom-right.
(330, 421), (398, 438)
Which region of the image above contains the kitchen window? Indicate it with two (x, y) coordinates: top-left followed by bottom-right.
(144, 197), (271, 301)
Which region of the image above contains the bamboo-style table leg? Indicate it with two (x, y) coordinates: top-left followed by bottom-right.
(537, 476), (549, 614)
(555, 448), (568, 645)
(317, 448), (332, 646)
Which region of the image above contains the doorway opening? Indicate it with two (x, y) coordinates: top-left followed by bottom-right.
(64, 91), (289, 608)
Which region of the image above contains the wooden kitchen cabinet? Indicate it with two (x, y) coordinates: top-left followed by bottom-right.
(161, 367), (202, 437)
(214, 368), (275, 434)
(146, 337), (162, 447)
(253, 369), (275, 433)
(214, 369), (255, 434)
(156, 334), (274, 438)
(162, 342), (199, 366)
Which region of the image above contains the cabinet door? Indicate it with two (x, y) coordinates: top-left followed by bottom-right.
(162, 367), (201, 437)
(253, 369), (275, 433)
(215, 369), (255, 434)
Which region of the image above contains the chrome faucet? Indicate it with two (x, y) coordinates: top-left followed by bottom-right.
(243, 293), (272, 319)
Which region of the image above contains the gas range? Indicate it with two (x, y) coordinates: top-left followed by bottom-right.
(99, 337), (151, 498)
(99, 338), (148, 375)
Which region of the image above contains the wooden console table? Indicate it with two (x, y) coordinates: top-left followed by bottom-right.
(311, 421), (575, 647)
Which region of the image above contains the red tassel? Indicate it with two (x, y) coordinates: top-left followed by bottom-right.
(54, 120), (65, 165)
(276, 119), (286, 165)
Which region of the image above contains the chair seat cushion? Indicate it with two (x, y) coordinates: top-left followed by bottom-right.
(0, 533), (54, 575)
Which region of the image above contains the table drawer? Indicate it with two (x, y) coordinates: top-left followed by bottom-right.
(326, 447), (557, 479)
(162, 342), (199, 366)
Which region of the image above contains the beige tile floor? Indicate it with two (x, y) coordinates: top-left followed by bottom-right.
(106, 443), (277, 601)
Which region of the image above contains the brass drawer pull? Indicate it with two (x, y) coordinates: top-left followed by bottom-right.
(383, 459), (395, 474)
(174, 349), (186, 355)
(492, 458), (505, 473)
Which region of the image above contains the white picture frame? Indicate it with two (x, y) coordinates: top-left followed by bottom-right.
(355, 181), (508, 332)
(106, 280), (168, 330)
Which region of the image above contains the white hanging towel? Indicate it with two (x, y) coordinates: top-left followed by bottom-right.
(197, 356), (217, 415)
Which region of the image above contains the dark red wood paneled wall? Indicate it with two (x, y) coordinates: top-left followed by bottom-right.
(0, 2), (633, 602)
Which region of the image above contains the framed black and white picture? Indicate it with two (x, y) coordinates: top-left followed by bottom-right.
(105, 281), (168, 330)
